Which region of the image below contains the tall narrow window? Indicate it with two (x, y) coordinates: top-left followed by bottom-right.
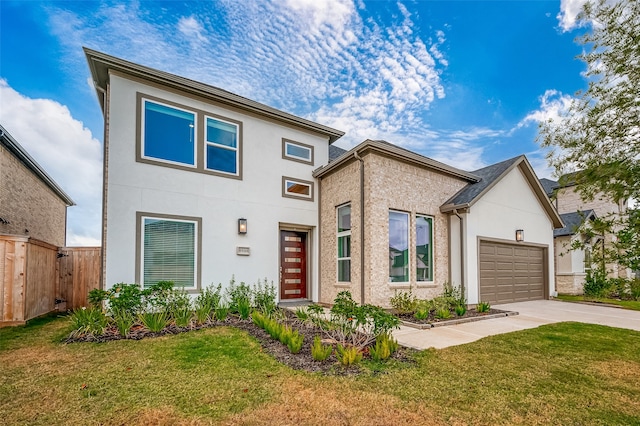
(143, 100), (195, 166)
(416, 215), (434, 281)
(206, 116), (239, 174)
(337, 204), (351, 282)
(141, 216), (197, 289)
(389, 210), (409, 282)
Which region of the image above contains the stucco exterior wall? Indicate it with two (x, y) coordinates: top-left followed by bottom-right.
(0, 145), (67, 246)
(465, 166), (556, 304)
(105, 74), (329, 300)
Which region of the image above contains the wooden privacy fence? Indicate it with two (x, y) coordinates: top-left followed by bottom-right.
(0, 234), (101, 326)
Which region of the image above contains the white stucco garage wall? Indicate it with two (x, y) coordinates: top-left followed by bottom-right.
(463, 166), (556, 304)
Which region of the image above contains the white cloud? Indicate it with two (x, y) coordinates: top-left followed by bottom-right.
(177, 16), (207, 42)
(517, 89), (574, 129)
(0, 80), (102, 246)
(557, 0), (588, 32)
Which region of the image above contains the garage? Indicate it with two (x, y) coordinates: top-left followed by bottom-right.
(479, 240), (546, 304)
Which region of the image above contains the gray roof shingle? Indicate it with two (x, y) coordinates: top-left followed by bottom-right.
(539, 178), (559, 197)
(328, 145), (347, 162)
(554, 210), (596, 237)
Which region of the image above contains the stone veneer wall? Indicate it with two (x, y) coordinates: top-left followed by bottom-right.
(0, 145), (67, 246)
(318, 151), (469, 308)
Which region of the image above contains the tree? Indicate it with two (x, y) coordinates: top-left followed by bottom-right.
(539, 0), (640, 273)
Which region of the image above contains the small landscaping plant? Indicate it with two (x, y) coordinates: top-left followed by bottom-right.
(455, 303), (467, 317)
(336, 344), (363, 366)
(112, 308), (135, 337)
(390, 289), (418, 314)
(435, 307), (451, 320)
(476, 301), (491, 313)
(253, 278), (277, 316)
(139, 311), (168, 333)
(215, 305), (229, 321)
(69, 307), (108, 337)
(369, 333), (398, 361)
(311, 336), (333, 361)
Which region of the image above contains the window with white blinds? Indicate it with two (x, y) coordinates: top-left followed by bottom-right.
(142, 216), (197, 288)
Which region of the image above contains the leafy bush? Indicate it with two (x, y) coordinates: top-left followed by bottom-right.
(336, 344), (363, 366)
(142, 281), (176, 311)
(70, 307), (108, 337)
(194, 302), (212, 325)
(630, 279), (640, 301)
(215, 305), (229, 321)
(108, 283), (144, 316)
(253, 278), (277, 315)
(139, 311), (168, 333)
(112, 308), (135, 337)
(87, 289), (109, 308)
(173, 306), (192, 328)
(311, 336), (333, 361)
(435, 307), (451, 319)
(195, 283), (223, 313)
(414, 305), (430, 320)
(455, 303), (467, 317)
(226, 277), (252, 314)
(390, 290), (418, 314)
(476, 301), (491, 313)
(584, 269), (610, 298)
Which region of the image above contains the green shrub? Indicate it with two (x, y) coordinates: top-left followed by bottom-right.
(226, 277), (252, 313)
(294, 307), (310, 322)
(108, 283), (144, 316)
(253, 278), (277, 315)
(142, 281), (176, 311)
(414, 305), (430, 320)
(630, 279), (640, 301)
(286, 330), (304, 354)
(215, 305), (229, 321)
(139, 311), (168, 333)
(87, 289), (109, 308)
(252, 311), (266, 328)
(194, 302), (212, 325)
(112, 308), (135, 337)
(336, 344), (362, 366)
(237, 297), (251, 320)
(173, 307), (192, 328)
(584, 269), (610, 298)
(70, 307), (108, 337)
(369, 334), (394, 361)
(455, 303), (467, 317)
(435, 307), (451, 319)
(311, 336), (333, 361)
(390, 290), (418, 314)
(476, 301), (491, 313)
(195, 283), (223, 314)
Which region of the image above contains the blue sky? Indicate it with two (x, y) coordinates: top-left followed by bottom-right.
(0, 0), (590, 245)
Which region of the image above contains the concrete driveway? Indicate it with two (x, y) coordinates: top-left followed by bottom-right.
(393, 299), (640, 350)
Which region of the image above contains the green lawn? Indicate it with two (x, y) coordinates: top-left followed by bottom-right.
(1, 315), (639, 425)
(556, 294), (640, 311)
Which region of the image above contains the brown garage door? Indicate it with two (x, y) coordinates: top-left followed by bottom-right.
(479, 241), (546, 304)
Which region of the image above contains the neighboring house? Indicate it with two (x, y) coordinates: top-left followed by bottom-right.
(0, 124), (74, 246)
(542, 176), (630, 294)
(314, 141), (563, 306)
(86, 49), (562, 307)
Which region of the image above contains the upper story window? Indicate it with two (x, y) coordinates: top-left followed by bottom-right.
(206, 116), (239, 174)
(137, 93), (242, 179)
(143, 100), (196, 167)
(282, 139), (314, 165)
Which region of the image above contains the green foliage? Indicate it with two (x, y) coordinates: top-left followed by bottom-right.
(435, 307), (451, 320)
(285, 329), (304, 354)
(226, 277), (252, 314)
(630, 279), (640, 301)
(237, 297), (251, 320)
(311, 336), (333, 361)
(215, 305), (229, 321)
(390, 289), (418, 314)
(69, 307), (108, 337)
(369, 333), (397, 361)
(294, 307), (309, 322)
(413, 304), (430, 321)
(139, 311), (168, 333)
(108, 283), (144, 316)
(584, 269), (610, 298)
(141, 280), (176, 311)
(253, 278), (277, 315)
(455, 303), (467, 317)
(87, 289), (109, 308)
(194, 302), (211, 325)
(336, 344), (363, 366)
(173, 306), (192, 328)
(476, 301), (491, 313)
(112, 308), (135, 337)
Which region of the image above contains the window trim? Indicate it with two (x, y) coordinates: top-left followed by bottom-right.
(282, 176), (314, 201)
(136, 92), (243, 180)
(415, 214), (434, 283)
(204, 114), (240, 176)
(337, 203), (351, 283)
(281, 138), (314, 165)
(135, 212), (202, 292)
(389, 209), (410, 284)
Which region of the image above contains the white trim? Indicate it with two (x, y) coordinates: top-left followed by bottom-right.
(284, 140), (312, 162)
(284, 178), (313, 199)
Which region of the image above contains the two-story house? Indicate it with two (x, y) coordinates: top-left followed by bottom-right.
(86, 49), (562, 307)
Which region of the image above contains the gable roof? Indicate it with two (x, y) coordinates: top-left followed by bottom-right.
(539, 178), (559, 197)
(554, 210), (596, 237)
(314, 139), (480, 182)
(0, 124), (74, 206)
(84, 48), (344, 144)
(441, 155), (564, 228)
(329, 145), (348, 162)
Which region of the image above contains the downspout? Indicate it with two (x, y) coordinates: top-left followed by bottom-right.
(453, 209), (465, 299)
(354, 151), (365, 305)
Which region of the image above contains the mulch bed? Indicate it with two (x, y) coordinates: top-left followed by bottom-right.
(394, 308), (508, 325)
(63, 311), (416, 375)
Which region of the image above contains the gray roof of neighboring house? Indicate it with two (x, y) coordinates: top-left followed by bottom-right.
(84, 48), (344, 144)
(0, 124), (75, 206)
(539, 178), (559, 197)
(329, 145), (348, 162)
(554, 210), (596, 237)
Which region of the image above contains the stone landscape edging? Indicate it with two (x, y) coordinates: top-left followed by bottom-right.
(400, 310), (519, 329)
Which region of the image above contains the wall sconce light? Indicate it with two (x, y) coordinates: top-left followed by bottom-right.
(515, 229), (524, 242)
(238, 218), (247, 235)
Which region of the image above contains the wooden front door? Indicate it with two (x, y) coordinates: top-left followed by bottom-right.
(280, 231), (307, 300)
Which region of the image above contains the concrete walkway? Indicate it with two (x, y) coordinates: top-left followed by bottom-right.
(392, 299), (640, 350)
